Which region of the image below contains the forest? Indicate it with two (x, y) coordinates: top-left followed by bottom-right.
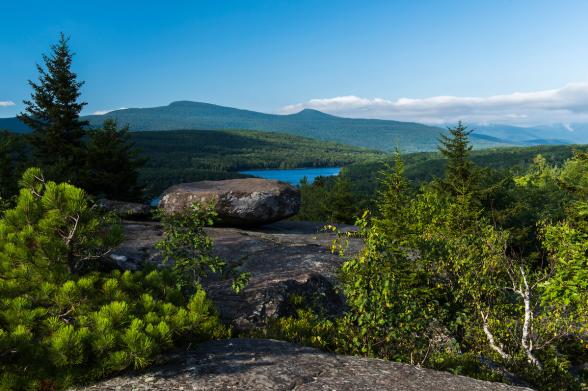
(296, 143), (585, 221)
(0, 35), (587, 390)
(132, 129), (381, 197)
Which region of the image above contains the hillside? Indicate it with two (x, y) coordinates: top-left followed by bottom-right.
(91, 102), (528, 151)
(342, 143), (588, 199)
(5, 101), (588, 152)
(474, 123), (588, 145)
(133, 129), (383, 197)
(0, 101), (514, 152)
(0, 117), (31, 133)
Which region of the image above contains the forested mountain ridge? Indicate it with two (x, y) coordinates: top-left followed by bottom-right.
(474, 123), (588, 144)
(0, 101), (514, 152)
(4, 100), (587, 151)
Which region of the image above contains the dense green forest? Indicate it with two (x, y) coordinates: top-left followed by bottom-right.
(347, 143), (587, 200)
(271, 125), (588, 390)
(0, 100), (518, 152)
(132, 129), (382, 197)
(295, 143), (587, 222)
(134, 131), (586, 199)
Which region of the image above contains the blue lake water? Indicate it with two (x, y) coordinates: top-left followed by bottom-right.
(239, 167), (341, 186)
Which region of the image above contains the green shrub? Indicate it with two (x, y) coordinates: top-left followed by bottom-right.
(258, 146), (588, 390)
(0, 169), (227, 390)
(155, 202), (250, 294)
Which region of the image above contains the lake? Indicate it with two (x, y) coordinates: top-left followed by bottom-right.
(239, 167), (341, 186)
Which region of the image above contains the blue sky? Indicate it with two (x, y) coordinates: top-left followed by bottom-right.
(2, 0), (588, 124)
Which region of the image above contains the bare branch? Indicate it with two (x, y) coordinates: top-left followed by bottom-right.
(480, 310), (511, 360)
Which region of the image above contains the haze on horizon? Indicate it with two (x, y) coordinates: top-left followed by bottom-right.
(2, 0), (588, 127)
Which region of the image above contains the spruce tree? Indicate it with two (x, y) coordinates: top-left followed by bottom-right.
(84, 119), (146, 201)
(17, 33), (88, 184)
(438, 121), (477, 196)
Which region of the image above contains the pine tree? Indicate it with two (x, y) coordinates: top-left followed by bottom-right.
(84, 119), (146, 201)
(0, 169), (227, 389)
(17, 33), (88, 184)
(438, 121), (477, 197)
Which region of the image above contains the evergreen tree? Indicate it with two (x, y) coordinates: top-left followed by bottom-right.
(326, 174), (356, 224)
(17, 33), (88, 184)
(3, 167), (122, 276)
(438, 121), (477, 196)
(0, 169), (227, 389)
(84, 119), (146, 201)
(0, 132), (18, 199)
(0, 132), (26, 205)
(376, 149), (410, 237)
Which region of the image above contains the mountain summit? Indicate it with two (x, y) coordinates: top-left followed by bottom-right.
(82, 101), (450, 151)
(2, 100), (584, 151)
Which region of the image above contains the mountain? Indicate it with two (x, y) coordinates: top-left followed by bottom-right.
(0, 101), (513, 152)
(0, 117), (31, 133)
(85, 101), (453, 152)
(472, 123), (588, 145)
(3, 102), (588, 151)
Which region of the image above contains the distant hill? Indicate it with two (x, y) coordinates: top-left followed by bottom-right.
(4, 101), (587, 151)
(473, 123), (588, 145)
(0, 117), (31, 133)
(87, 101), (456, 152)
(0, 101), (513, 152)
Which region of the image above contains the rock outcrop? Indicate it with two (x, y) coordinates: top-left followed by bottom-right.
(97, 199), (152, 220)
(111, 220), (361, 328)
(204, 221), (361, 328)
(78, 338), (533, 391)
(159, 178), (301, 226)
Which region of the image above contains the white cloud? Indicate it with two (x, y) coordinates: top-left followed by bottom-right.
(92, 107), (126, 115)
(0, 101), (15, 107)
(280, 83), (588, 125)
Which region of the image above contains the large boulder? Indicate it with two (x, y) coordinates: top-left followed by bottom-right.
(159, 179), (301, 226)
(78, 339), (533, 391)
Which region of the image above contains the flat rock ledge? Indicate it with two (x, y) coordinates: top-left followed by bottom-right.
(112, 221), (362, 328)
(77, 338), (533, 391)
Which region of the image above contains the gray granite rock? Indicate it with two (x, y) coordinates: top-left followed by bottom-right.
(111, 220), (361, 329)
(204, 221), (361, 329)
(159, 178), (301, 226)
(97, 199), (152, 220)
(78, 339), (534, 391)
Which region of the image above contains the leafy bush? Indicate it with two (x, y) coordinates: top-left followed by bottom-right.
(155, 202), (250, 294)
(0, 169), (227, 390)
(259, 141), (588, 390)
